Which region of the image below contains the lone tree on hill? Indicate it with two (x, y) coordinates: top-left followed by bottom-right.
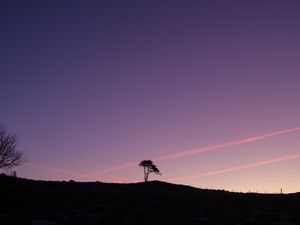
(139, 160), (161, 182)
(0, 126), (25, 170)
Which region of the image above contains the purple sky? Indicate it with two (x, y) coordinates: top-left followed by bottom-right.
(1, 1), (300, 193)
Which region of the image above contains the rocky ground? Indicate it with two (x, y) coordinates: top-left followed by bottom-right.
(1, 175), (300, 225)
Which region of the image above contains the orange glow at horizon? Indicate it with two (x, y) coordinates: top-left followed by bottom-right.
(24, 162), (90, 176)
(24, 162), (135, 183)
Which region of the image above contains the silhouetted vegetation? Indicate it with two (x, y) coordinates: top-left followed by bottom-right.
(0, 126), (24, 170)
(139, 160), (161, 182)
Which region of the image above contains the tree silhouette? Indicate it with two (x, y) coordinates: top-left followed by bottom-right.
(0, 126), (25, 170)
(139, 160), (161, 182)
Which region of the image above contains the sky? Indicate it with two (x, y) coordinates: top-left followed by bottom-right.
(0, 0), (300, 193)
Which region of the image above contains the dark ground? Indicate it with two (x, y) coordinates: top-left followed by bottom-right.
(1, 175), (300, 225)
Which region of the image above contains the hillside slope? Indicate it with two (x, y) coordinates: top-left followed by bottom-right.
(0, 175), (300, 225)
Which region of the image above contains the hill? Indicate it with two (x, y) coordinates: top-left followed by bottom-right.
(0, 175), (300, 225)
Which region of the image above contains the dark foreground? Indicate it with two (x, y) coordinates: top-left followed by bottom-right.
(1, 175), (300, 225)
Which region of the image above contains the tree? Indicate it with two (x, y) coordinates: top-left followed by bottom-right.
(139, 160), (161, 182)
(0, 126), (25, 170)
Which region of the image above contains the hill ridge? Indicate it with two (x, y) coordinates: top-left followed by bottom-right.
(1, 175), (300, 225)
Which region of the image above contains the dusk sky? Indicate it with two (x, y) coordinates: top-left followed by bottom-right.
(1, 1), (299, 193)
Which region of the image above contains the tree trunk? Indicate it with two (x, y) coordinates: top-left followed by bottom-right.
(144, 167), (149, 182)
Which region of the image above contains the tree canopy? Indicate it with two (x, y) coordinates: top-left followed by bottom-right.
(0, 126), (25, 170)
(139, 160), (161, 182)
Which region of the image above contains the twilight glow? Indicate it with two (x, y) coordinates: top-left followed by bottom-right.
(73, 127), (299, 179)
(169, 153), (300, 181)
(1, 1), (300, 193)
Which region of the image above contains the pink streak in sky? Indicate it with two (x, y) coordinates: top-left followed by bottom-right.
(73, 162), (138, 180)
(75, 127), (299, 179)
(153, 127), (300, 161)
(24, 162), (135, 182)
(169, 153), (300, 181)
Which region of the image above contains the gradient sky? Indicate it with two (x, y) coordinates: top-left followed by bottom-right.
(1, 0), (300, 193)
